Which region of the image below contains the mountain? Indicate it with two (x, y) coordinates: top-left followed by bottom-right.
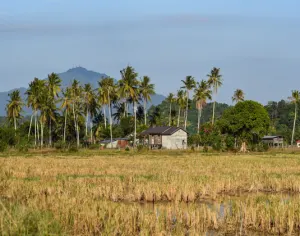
(0, 67), (166, 116)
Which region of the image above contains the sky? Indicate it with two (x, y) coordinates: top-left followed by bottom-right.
(1, 0), (300, 104)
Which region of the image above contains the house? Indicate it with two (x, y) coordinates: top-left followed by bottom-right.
(100, 138), (129, 149)
(296, 140), (300, 148)
(262, 135), (284, 147)
(140, 126), (188, 149)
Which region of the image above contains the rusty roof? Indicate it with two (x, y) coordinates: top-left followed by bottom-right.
(140, 126), (187, 136)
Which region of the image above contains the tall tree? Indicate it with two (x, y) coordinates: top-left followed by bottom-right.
(181, 76), (196, 130)
(47, 73), (61, 146)
(83, 83), (94, 137)
(193, 80), (212, 133)
(176, 90), (185, 127)
(100, 77), (116, 148)
(289, 90), (300, 145)
(232, 89), (245, 104)
(119, 66), (140, 147)
(119, 66), (139, 117)
(139, 76), (155, 125)
(207, 67), (223, 125)
(166, 93), (175, 126)
(6, 90), (23, 134)
(71, 79), (82, 148)
(61, 88), (72, 143)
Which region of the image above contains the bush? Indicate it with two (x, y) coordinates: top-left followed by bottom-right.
(54, 141), (67, 150)
(257, 143), (269, 152)
(17, 139), (30, 152)
(225, 136), (235, 151)
(89, 144), (100, 150)
(125, 147), (130, 151)
(137, 145), (147, 152)
(203, 146), (208, 153)
(68, 144), (78, 153)
(0, 141), (7, 152)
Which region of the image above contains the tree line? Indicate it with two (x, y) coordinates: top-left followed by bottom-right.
(4, 64), (300, 150)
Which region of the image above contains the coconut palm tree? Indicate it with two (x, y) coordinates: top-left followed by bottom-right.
(119, 66), (139, 117)
(83, 83), (94, 137)
(61, 87), (72, 143)
(176, 90), (185, 127)
(100, 77), (115, 148)
(193, 80), (212, 133)
(71, 79), (82, 147)
(166, 93), (175, 126)
(26, 78), (46, 146)
(89, 93), (98, 144)
(289, 90), (300, 145)
(47, 73), (61, 146)
(181, 76), (196, 130)
(6, 90), (23, 134)
(97, 86), (107, 129)
(207, 67), (223, 125)
(139, 76), (155, 125)
(119, 66), (140, 147)
(232, 89), (245, 104)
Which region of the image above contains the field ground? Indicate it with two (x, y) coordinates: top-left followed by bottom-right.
(1, 149), (300, 235)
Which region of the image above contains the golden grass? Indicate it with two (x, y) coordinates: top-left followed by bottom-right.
(1, 150), (300, 234)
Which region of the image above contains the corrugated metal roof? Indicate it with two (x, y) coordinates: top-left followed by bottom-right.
(140, 126), (187, 136)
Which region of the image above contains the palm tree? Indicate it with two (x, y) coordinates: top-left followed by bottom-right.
(119, 66), (140, 147)
(207, 67), (223, 125)
(181, 76), (196, 130)
(89, 93), (98, 144)
(289, 90), (300, 145)
(232, 89), (245, 104)
(97, 85), (107, 129)
(6, 90), (23, 133)
(176, 90), (185, 127)
(47, 73), (61, 146)
(100, 77), (115, 148)
(83, 83), (94, 137)
(26, 78), (45, 146)
(71, 79), (82, 147)
(119, 66), (139, 117)
(193, 80), (212, 133)
(166, 93), (175, 126)
(61, 88), (72, 143)
(139, 76), (155, 125)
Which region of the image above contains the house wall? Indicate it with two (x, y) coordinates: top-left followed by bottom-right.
(162, 129), (187, 149)
(104, 141), (118, 149)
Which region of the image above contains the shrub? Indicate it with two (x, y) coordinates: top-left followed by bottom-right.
(137, 145), (147, 152)
(89, 144), (100, 150)
(203, 146), (208, 153)
(225, 136), (235, 150)
(54, 141), (66, 150)
(68, 145), (78, 153)
(0, 141), (7, 152)
(17, 139), (30, 152)
(125, 147), (130, 151)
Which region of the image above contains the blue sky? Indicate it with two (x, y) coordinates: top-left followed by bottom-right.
(1, 0), (300, 103)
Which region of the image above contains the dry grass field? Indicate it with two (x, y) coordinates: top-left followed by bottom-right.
(1, 149), (300, 235)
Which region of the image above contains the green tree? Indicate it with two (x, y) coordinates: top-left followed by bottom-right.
(61, 88), (72, 143)
(181, 76), (196, 130)
(232, 89), (245, 104)
(289, 90), (300, 145)
(71, 79), (82, 147)
(176, 90), (186, 127)
(193, 80), (212, 134)
(47, 73), (61, 146)
(207, 68), (223, 125)
(166, 93), (175, 126)
(83, 83), (94, 137)
(139, 76), (155, 125)
(6, 90), (23, 134)
(218, 101), (270, 145)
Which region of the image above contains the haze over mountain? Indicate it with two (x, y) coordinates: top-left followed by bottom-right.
(0, 67), (166, 116)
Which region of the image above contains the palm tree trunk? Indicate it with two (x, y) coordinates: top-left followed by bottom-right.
(212, 100), (216, 125)
(184, 90), (189, 130)
(49, 118), (52, 147)
(34, 112), (37, 147)
(134, 101), (137, 148)
(41, 122), (43, 148)
(72, 104), (79, 148)
(144, 99), (147, 125)
(63, 109), (68, 143)
(90, 115), (93, 144)
(291, 103), (297, 145)
(197, 108), (201, 134)
(169, 103), (172, 126)
(108, 92), (113, 149)
(76, 114), (80, 148)
(86, 108), (89, 137)
(28, 113), (33, 140)
(37, 118), (40, 143)
(103, 107), (107, 129)
(177, 107), (181, 127)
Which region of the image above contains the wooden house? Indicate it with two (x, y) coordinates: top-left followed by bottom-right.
(262, 135), (284, 147)
(140, 126), (187, 149)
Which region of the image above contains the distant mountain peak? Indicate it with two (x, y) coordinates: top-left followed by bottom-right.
(66, 66), (89, 73)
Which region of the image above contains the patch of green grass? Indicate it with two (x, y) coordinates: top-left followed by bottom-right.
(23, 176), (40, 182)
(56, 173), (125, 181)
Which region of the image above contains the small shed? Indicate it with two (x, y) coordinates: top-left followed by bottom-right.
(140, 126), (187, 149)
(262, 135), (284, 147)
(100, 138), (129, 149)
